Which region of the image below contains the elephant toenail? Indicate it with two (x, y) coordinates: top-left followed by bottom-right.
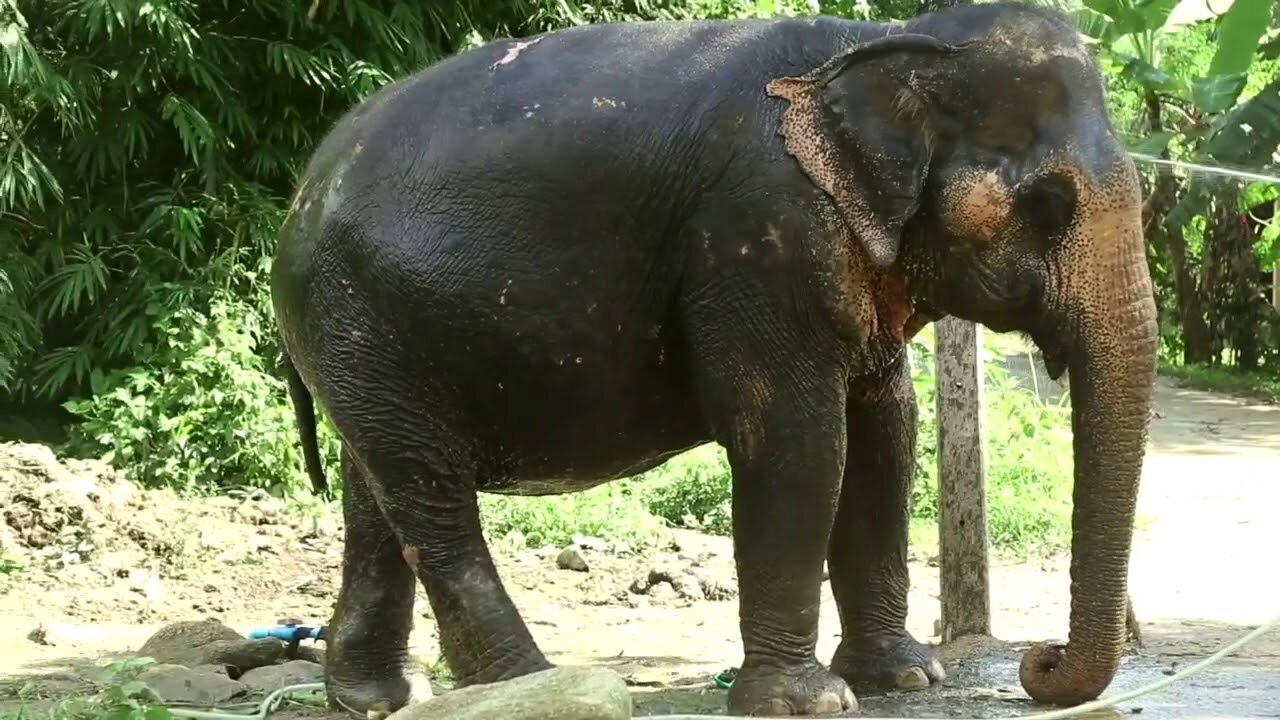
(814, 692), (844, 714)
(929, 658), (947, 681)
(843, 687), (859, 710)
(895, 667), (930, 690)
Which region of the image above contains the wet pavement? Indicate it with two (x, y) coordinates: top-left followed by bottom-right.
(632, 634), (1280, 718)
(855, 636), (1280, 719)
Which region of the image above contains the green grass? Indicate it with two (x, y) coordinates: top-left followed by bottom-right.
(1159, 361), (1280, 404)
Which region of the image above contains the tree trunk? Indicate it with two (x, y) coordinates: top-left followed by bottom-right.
(1141, 90), (1212, 365)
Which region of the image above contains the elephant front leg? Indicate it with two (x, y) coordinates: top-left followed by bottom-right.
(699, 362), (857, 717)
(828, 355), (945, 693)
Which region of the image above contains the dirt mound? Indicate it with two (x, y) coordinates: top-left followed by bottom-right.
(0, 441), (341, 625)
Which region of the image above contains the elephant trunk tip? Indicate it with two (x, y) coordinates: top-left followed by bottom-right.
(1018, 641), (1114, 706)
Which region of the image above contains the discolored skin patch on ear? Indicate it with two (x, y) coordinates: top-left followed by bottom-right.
(767, 75), (899, 267)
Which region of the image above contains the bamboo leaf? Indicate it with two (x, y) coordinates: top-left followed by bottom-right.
(1206, 0), (1276, 78)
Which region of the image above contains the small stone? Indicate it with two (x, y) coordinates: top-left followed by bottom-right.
(139, 663), (248, 705)
(294, 644), (326, 666)
(556, 546), (589, 572)
(239, 660), (324, 692)
(570, 535), (607, 551)
(669, 573), (703, 601)
(647, 581), (678, 604)
(628, 577), (650, 595)
(693, 571), (737, 601)
(27, 622), (109, 647)
(385, 666), (630, 720)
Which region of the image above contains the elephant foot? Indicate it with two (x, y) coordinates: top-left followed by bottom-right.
(727, 659), (858, 717)
(831, 633), (945, 693)
(326, 668), (433, 718)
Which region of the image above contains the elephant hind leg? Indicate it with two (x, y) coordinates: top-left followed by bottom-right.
(353, 443), (553, 689)
(325, 446), (424, 715)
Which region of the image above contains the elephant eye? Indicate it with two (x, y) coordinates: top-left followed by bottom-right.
(1017, 173), (1077, 237)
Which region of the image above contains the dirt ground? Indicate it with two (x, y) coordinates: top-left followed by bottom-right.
(1, 361), (1277, 718)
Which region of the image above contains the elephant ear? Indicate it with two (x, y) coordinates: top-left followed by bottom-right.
(767, 33), (967, 267)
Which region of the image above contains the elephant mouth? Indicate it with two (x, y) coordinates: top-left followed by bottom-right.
(1041, 350), (1068, 381)
(1028, 325), (1070, 381)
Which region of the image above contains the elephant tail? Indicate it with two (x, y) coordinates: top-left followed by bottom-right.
(282, 350), (329, 497)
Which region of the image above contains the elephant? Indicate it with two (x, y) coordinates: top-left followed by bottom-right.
(271, 2), (1157, 716)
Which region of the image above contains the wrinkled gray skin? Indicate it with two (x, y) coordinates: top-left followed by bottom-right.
(272, 3), (1157, 716)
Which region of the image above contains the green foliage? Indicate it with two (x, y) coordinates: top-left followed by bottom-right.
(61, 284), (341, 495)
(639, 444), (735, 535)
(1076, 0), (1280, 376)
(1, 657), (169, 720)
(1161, 359), (1280, 403)
(480, 481), (670, 550)
(908, 328), (1074, 555)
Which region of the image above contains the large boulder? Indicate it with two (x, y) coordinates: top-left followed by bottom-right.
(137, 620), (282, 673)
(385, 667), (631, 720)
(138, 664), (248, 705)
(239, 660), (324, 693)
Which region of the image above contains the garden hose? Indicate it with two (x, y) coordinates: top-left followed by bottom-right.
(161, 607), (1280, 720)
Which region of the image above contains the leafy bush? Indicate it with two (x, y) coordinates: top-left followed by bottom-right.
(479, 481), (669, 550)
(639, 444), (734, 535)
(62, 284), (341, 496)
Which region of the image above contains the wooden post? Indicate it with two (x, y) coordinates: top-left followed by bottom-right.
(1272, 264), (1278, 312)
(934, 316), (991, 641)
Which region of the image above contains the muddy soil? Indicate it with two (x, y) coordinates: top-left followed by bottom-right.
(1, 360), (1277, 718)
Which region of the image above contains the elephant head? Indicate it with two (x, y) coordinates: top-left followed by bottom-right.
(769, 3), (1156, 706)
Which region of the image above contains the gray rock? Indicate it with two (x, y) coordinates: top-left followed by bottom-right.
(217, 638), (285, 671)
(669, 572), (703, 601)
(387, 666), (630, 720)
(239, 660), (324, 692)
(294, 644), (326, 666)
(136, 620), (283, 671)
(139, 663), (248, 705)
(556, 546), (589, 572)
(693, 570), (737, 601)
(647, 581), (678, 604)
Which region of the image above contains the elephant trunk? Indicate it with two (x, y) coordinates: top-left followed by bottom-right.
(1019, 167), (1158, 705)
